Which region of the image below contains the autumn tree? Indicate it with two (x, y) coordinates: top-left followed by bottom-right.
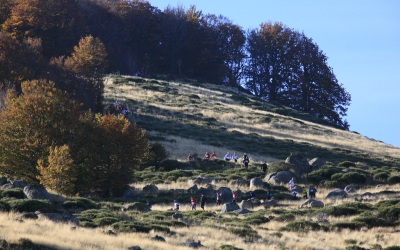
(2, 0), (81, 57)
(37, 145), (78, 196)
(0, 79), (82, 183)
(64, 35), (108, 111)
(92, 114), (149, 197)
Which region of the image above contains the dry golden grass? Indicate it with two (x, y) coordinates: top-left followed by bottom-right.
(104, 76), (400, 161)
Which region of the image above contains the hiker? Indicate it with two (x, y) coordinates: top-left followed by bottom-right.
(187, 153), (193, 161)
(242, 153), (250, 168)
(173, 200), (180, 211)
(261, 161), (268, 173)
(200, 194), (206, 210)
(232, 152), (239, 162)
(248, 191), (255, 200)
(266, 190), (273, 200)
(308, 185), (317, 199)
(291, 190), (298, 199)
(232, 191), (238, 203)
(210, 151), (217, 159)
(224, 152), (231, 161)
(289, 177), (295, 190)
(190, 197), (197, 210)
(146, 201), (152, 211)
(216, 192), (222, 205)
(204, 152), (210, 159)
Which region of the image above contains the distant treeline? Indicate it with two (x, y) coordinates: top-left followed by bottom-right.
(0, 0), (350, 129)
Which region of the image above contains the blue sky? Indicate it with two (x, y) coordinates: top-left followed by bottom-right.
(149, 0), (400, 147)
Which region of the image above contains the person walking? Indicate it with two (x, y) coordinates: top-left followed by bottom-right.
(216, 192), (222, 205)
(200, 194), (206, 210)
(242, 153), (250, 168)
(261, 161), (268, 173)
(191, 197), (197, 210)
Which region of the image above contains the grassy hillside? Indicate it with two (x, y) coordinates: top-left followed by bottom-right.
(103, 75), (400, 167)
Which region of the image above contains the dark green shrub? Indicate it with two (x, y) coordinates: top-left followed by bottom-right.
(93, 217), (120, 226)
(219, 245), (244, 250)
(321, 180), (339, 188)
(113, 221), (151, 233)
(338, 161), (356, 168)
(275, 213), (296, 222)
(330, 222), (363, 230)
(280, 221), (323, 232)
(163, 170), (194, 182)
(1, 188), (25, 199)
(336, 172), (367, 185)
(158, 159), (188, 171)
(80, 221), (97, 228)
(7, 199), (52, 212)
(377, 206), (400, 221)
(309, 166), (343, 180)
(344, 239), (357, 244)
(374, 199), (400, 209)
(373, 172), (389, 182)
(63, 198), (99, 210)
(0, 201), (10, 212)
(384, 246), (400, 250)
(317, 206), (358, 217)
(345, 245), (367, 250)
(227, 227), (260, 242)
(388, 175), (400, 184)
(352, 216), (394, 228)
(267, 161), (293, 173)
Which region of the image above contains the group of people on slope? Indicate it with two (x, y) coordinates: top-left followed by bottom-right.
(288, 177), (317, 199)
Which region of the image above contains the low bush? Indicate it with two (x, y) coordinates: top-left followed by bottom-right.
(374, 199), (400, 209)
(330, 222), (363, 230)
(1, 188), (25, 199)
(7, 199), (53, 212)
(219, 245), (244, 250)
(373, 172), (389, 182)
(377, 206), (400, 221)
(93, 217), (120, 226)
(388, 175), (400, 184)
(267, 161), (294, 173)
(0, 201), (10, 212)
(338, 161), (356, 168)
(157, 159), (188, 171)
(352, 216), (394, 228)
(63, 198), (99, 210)
(275, 213), (296, 222)
(280, 220), (324, 232)
(227, 226), (261, 242)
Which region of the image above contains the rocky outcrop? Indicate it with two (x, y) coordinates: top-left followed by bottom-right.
(221, 202), (240, 213)
(249, 177), (265, 190)
(143, 184), (159, 197)
(285, 153), (311, 177)
(300, 199), (324, 208)
(23, 185), (51, 200)
(265, 171), (294, 185)
(326, 189), (348, 199)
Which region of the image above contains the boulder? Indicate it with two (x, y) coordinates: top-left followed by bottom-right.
(266, 171), (294, 185)
(217, 187), (232, 203)
(344, 184), (359, 193)
(300, 199), (324, 208)
(122, 202), (150, 212)
(198, 185), (215, 198)
(0, 177), (7, 186)
(285, 153), (311, 177)
(143, 184), (159, 197)
(151, 235), (166, 242)
(23, 185), (51, 200)
(121, 186), (135, 199)
(179, 240), (204, 249)
(326, 189), (348, 199)
(309, 158), (326, 170)
(10, 180), (27, 189)
(249, 177), (265, 190)
(221, 202), (240, 213)
(239, 199), (253, 209)
(229, 178), (249, 187)
(263, 199), (277, 209)
(187, 184), (198, 194)
(250, 198), (261, 207)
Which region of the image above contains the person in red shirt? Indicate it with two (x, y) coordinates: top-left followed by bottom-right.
(210, 151), (217, 159)
(190, 197), (197, 210)
(204, 152), (210, 159)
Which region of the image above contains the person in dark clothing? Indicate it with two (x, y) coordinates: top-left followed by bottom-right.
(216, 192), (222, 205)
(261, 161), (268, 173)
(242, 153), (249, 168)
(200, 194), (206, 210)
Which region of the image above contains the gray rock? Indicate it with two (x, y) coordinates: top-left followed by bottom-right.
(309, 158), (326, 170)
(143, 184), (159, 197)
(23, 185), (51, 200)
(301, 199), (324, 208)
(151, 235), (166, 242)
(266, 171), (294, 185)
(239, 199), (253, 209)
(187, 184), (198, 194)
(180, 240), (204, 248)
(326, 189), (348, 199)
(10, 179), (27, 189)
(249, 177), (265, 190)
(217, 187), (232, 203)
(285, 153), (311, 177)
(122, 202), (150, 212)
(221, 202), (240, 213)
(344, 184), (359, 193)
(0, 177), (7, 186)
(263, 199), (277, 208)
